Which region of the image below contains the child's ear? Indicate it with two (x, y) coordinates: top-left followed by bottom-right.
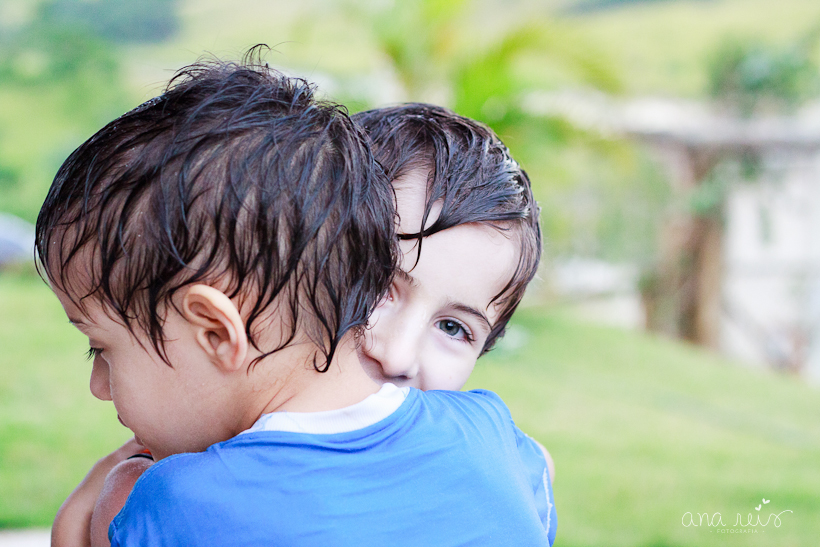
(181, 285), (248, 372)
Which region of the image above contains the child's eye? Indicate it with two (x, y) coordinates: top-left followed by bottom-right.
(85, 347), (103, 361)
(436, 319), (474, 342)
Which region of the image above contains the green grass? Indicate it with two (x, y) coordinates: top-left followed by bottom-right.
(0, 273), (132, 528)
(3, 272), (818, 546)
(466, 307), (820, 547)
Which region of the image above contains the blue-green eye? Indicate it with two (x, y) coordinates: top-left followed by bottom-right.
(436, 319), (473, 342)
(437, 320), (462, 336)
(85, 347), (102, 361)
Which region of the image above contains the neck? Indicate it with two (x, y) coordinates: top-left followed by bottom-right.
(246, 333), (380, 421)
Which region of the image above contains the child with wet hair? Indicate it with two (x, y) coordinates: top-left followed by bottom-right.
(354, 103), (555, 542)
(354, 103), (542, 382)
(41, 57), (554, 546)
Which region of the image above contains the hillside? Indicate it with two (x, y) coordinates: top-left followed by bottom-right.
(2, 273), (817, 546)
(469, 305), (820, 546)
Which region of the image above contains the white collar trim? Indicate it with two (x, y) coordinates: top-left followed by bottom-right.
(242, 383), (410, 435)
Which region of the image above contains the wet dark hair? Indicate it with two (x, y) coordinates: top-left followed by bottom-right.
(352, 103), (541, 353)
(36, 54), (396, 371)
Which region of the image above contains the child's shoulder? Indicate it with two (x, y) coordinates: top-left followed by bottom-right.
(109, 450), (234, 545)
(420, 387), (515, 421)
(412, 388), (522, 444)
(114, 451), (208, 507)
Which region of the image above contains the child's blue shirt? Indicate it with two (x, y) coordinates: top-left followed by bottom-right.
(110, 387), (556, 546)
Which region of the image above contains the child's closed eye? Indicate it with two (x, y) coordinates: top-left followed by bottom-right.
(85, 347), (103, 361)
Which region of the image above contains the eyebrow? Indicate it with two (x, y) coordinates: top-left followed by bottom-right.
(399, 270), (493, 331)
(449, 302), (492, 331)
(68, 316), (96, 330)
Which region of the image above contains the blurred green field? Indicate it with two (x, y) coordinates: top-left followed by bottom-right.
(469, 308), (820, 546)
(2, 272), (818, 546)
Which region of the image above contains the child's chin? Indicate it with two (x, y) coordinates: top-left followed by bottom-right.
(118, 416), (142, 443)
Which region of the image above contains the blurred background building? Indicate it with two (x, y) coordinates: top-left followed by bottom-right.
(535, 90), (820, 380)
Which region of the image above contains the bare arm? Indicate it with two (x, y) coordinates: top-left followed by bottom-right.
(90, 457), (153, 547)
(51, 438), (144, 547)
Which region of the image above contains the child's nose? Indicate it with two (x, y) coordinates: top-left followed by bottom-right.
(377, 325), (422, 381)
(89, 356), (112, 401)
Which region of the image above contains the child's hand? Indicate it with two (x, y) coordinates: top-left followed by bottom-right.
(51, 438), (145, 547)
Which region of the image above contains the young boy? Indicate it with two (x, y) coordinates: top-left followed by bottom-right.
(354, 104), (555, 544)
(353, 103), (543, 388)
(39, 59), (553, 546)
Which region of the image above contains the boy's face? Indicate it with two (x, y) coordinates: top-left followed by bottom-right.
(358, 170), (518, 391)
(54, 287), (245, 460)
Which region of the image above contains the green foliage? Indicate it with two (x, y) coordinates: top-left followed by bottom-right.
(0, 0), (177, 86)
(0, 1), (174, 223)
(0, 24), (117, 88)
(686, 152), (766, 221)
(0, 165), (19, 191)
(452, 21), (621, 127)
(349, 0), (668, 263)
(688, 170), (727, 218)
(0, 0), (666, 262)
(39, 0), (180, 44)
(363, 0), (622, 117)
(367, 0), (468, 99)
(707, 34), (820, 114)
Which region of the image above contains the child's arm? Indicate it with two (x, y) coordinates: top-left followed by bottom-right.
(90, 456), (153, 547)
(52, 438), (145, 547)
